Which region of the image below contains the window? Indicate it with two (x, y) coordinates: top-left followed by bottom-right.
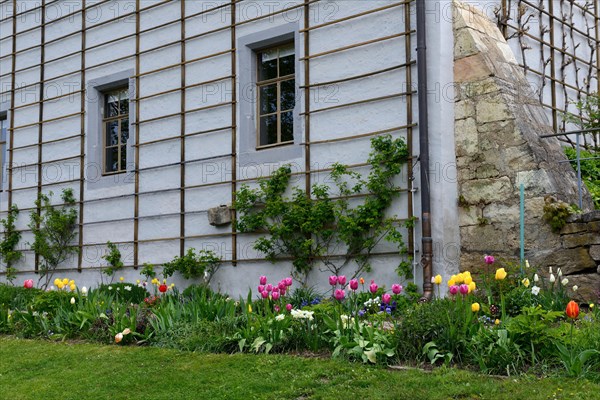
(256, 42), (295, 148)
(102, 88), (129, 174)
(0, 113), (6, 191)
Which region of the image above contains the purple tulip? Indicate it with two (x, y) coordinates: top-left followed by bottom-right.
(349, 279), (359, 291)
(369, 281), (378, 294)
(261, 290), (269, 299)
(382, 293), (391, 304)
(484, 255), (495, 265)
(337, 275), (347, 286)
(284, 277), (293, 287)
(266, 284), (273, 292)
(391, 284), (402, 295)
(334, 289), (345, 301)
(329, 275), (338, 286)
(286, 303), (292, 311)
(258, 285), (265, 293)
(449, 285), (459, 295)
(259, 276), (267, 285)
(272, 291), (280, 300)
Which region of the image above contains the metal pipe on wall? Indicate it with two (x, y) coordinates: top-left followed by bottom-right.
(416, 0), (433, 300)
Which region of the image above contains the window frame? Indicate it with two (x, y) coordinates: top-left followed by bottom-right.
(255, 42), (296, 149)
(101, 87), (130, 176)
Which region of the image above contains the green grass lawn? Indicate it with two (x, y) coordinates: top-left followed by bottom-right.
(0, 337), (598, 400)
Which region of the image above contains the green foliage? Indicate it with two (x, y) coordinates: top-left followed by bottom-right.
(468, 328), (526, 375)
(96, 283), (149, 304)
(423, 341), (453, 366)
(0, 205), (22, 284)
(102, 242), (124, 280)
(542, 196), (578, 233)
(0, 283), (41, 310)
(235, 135), (412, 283)
(29, 189), (78, 289)
(162, 248), (221, 281)
(564, 92), (600, 133)
(140, 263), (156, 280)
(564, 147), (600, 209)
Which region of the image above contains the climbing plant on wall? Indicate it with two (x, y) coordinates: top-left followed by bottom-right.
(29, 188), (78, 289)
(235, 135), (413, 285)
(0, 205), (22, 284)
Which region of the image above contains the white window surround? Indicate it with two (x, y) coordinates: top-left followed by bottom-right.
(0, 100), (10, 200)
(237, 23), (303, 167)
(85, 70), (135, 190)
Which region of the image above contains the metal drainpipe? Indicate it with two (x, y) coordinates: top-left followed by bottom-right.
(416, 0), (433, 301)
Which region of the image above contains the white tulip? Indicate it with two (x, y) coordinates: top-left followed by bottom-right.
(572, 285), (578, 292)
(561, 278), (569, 286)
(81, 286), (88, 295)
(533, 274), (539, 282)
(70, 297), (75, 305)
(549, 267), (553, 274)
(525, 260), (530, 269)
(531, 286), (540, 296)
(557, 268), (563, 277)
(549, 274), (556, 283)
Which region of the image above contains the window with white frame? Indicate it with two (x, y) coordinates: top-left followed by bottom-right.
(102, 88), (129, 174)
(256, 42), (295, 148)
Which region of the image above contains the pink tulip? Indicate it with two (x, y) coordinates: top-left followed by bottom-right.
(349, 279), (359, 291)
(449, 285), (459, 295)
(369, 282), (378, 294)
(391, 284), (402, 294)
(278, 281), (286, 291)
(261, 290), (269, 299)
(23, 279), (34, 289)
(329, 275), (338, 286)
(337, 275), (347, 286)
(459, 284), (469, 295)
(382, 293), (391, 304)
(280, 287), (286, 296)
(259, 276), (267, 285)
(266, 284), (273, 292)
(272, 291), (280, 300)
(258, 285), (265, 293)
(334, 289), (345, 301)
(484, 255), (495, 265)
(274, 305), (280, 312)
(284, 277), (293, 287)
(286, 303), (292, 312)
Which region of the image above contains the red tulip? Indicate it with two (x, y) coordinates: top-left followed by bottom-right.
(158, 284), (167, 293)
(23, 279), (34, 289)
(566, 300), (579, 319)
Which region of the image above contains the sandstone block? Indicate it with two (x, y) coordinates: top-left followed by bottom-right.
(564, 273), (600, 303)
(559, 223), (588, 235)
(561, 232), (600, 249)
(461, 177), (512, 204)
(536, 247), (596, 275)
(589, 245), (600, 262)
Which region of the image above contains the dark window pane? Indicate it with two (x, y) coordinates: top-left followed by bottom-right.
(281, 111), (294, 142)
(121, 118), (129, 142)
(120, 145), (127, 170)
(105, 147), (118, 173)
(259, 85), (277, 115)
(119, 97), (129, 115)
(281, 79), (295, 111)
(259, 115), (277, 146)
(279, 43), (295, 76)
(106, 94), (119, 117)
(106, 121), (119, 146)
(258, 48), (278, 81)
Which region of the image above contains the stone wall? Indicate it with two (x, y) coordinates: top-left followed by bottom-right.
(452, 0), (598, 301)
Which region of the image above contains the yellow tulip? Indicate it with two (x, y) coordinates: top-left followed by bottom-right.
(494, 319), (501, 325)
(468, 281), (476, 293)
(456, 273), (464, 284)
(69, 284), (76, 292)
(447, 279), (456, 287)
(119, 277), (124, 282)
(56, 282), (64, 290)
(54, 278), (61, 287)
(464, 276), (473, 285)
(433, 274), (442, 285)
(62, 278), (69, 285)
(521, 278), (530, 288)
(495, 268), (507, 280)
(471, 303), (480, 312)
(69, 280), (75, 285)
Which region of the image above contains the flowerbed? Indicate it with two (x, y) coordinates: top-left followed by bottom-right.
(1, 257), (599, 380)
